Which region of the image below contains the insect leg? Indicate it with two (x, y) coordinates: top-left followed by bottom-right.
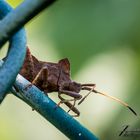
(58, 91), (81, 116)
(67, 99), (76, 113)
(56, 93), (80, 117)
(78, 84), (96, 105)
(55, 93), (75, 108)
(25, 66), (48, 90)
(59, 89), (82, 99)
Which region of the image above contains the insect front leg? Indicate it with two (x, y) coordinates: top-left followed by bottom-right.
(67, 99), (76, 113)
(57, 93), (80, 117)
(65, 101), (80, 117)
(78, 83), (96, 105)
(55, 92), (76, 108)
(56, 89), (82, 116)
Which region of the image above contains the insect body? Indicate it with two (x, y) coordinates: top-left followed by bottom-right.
(19, 48), (137, 117)
(20, 48), (83, 116)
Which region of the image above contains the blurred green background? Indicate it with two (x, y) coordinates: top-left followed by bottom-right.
(0, 0), (140, 139)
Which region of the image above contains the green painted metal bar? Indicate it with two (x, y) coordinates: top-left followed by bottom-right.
(0, 0), (26, 103)
(0, 0), (56, 47)
(10, 73), (98, 140)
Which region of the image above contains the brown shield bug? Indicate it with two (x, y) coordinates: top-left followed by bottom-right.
(19, 47), (137, 117)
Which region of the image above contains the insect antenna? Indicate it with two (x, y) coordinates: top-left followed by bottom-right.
(78, 86), (137, 116)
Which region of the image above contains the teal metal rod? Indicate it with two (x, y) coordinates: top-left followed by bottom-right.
(0, 0), (56, 47)
(0, 0), (26, 103)
(11, 73), (99, 140)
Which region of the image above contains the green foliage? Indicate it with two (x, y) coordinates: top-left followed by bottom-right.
(32, 0), (140, 74)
